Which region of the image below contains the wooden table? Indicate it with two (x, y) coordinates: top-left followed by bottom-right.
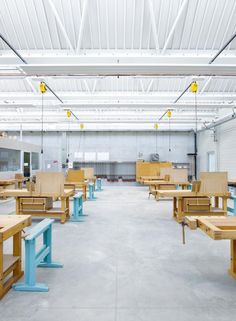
(65, 181), (87, 201)
(140, 176), (163, 184)
(0, 189), (74, 224)
(145, 181), (190, 199)
(15, 178), (28, 189)
(155, 190), (231, 223)
(0, 215), (32, 299)
(185, 216), (236, 280)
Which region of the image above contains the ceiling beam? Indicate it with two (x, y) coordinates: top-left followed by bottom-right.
(1, 53), (236, 65)
(162, 0), (189, 54)
(76, 0), (89, 53)
(200, 76), (212, 94)
(147, 0), (160, 52)
(46, 0), (74, 51)
(19, 63), (236, 77)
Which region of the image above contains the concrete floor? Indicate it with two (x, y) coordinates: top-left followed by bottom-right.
(1, 186), (236, 320)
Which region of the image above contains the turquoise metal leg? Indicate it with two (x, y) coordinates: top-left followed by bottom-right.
(228, 196), (236, 216)
(13, 239), (49, 292)
(70, 193), (87, 221)
(38, 225), (63, 268)
(88, 183), (96, 201)
(96, 178), (103, 191)
(13, 219), (63, 292)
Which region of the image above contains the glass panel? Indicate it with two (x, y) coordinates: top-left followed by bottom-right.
(32, 152), (39, 170)
(208, 152), (216, 172)
(0, 148), (21, 171)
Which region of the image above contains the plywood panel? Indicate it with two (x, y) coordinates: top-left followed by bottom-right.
(160, 168), (188, 182)
(136, 161), (172, 181)
(67, 169), (85, 182)
(81, 167), (94, 179)
(35, 172), (65, 196)
(200, 172), (228, 193)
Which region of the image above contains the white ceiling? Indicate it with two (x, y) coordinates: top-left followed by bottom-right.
(0, 0), (236, 131)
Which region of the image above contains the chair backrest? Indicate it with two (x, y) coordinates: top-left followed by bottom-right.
(81, 167), (94, 179)
(35, 172), (65, 196)
(199, 172), (228, 193)
(67, 169), (85, 182)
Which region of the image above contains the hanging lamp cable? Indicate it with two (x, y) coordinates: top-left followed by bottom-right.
(41, 93), (44, 155)
(169, 117), (171, 152)
(195, 91), (197, 133)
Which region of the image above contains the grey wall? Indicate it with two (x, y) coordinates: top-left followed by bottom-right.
(198, 118), (236, 179)
(18, 131), (194, 168)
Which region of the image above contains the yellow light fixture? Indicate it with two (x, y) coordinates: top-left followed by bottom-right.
(80, 123), (84, 130)
(39, 82), (47, 94)
(154, 123), (158, 130)
(190, 82), (198, 93)
(166, 110), (172, 118)
(67, 110), (71, 118)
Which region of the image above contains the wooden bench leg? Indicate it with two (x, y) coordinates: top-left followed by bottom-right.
(229, 240), (236, 279)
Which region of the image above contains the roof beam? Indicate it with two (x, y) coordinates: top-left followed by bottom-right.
(76, 0), (89, 53)
(20, 63), (236, 77)
(25, 78), (37, 93)
(147, 0), (160, 52)
(46, 0), (74, 51)
(1, 52), (236, 65)
(146, 79), (154, 93)
(162, 0), (189, 54)
(200, 76), (212, 94)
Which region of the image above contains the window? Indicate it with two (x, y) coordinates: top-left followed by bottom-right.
(0, 148), (21, 172)
(32, 152), (40, 170)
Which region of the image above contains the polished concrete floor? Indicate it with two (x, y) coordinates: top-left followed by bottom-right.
(1, 186), (236, 320)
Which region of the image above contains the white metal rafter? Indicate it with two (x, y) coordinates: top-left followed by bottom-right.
(76, 0), (89, 53)
(47, 0), (74, 51)
(162, 0), (189, 54)
(147, 0), (160, 52)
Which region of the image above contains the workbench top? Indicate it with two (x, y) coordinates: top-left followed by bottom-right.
(0, 189), (74, 198)
(144, 180), (189, 185)
(156, 190), (231, 197)
(0, 215), (31, 241)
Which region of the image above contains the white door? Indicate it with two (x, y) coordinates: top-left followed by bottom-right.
(208, 152), (216, 172)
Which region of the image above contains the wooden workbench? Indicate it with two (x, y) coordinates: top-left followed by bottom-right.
(15, 177), (28, 189)
(140, 176), (163, 184)
(145, 181), (190, 199)
(156, 190), (231, 223)
(0, 215), (32, 299)
(184, 216), (236, 280)
(1, 189), (74, 224)
(64, 182), (87, 201)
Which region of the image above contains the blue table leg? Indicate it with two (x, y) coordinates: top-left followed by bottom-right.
(96, 178), (103, 191)
(39, 225), (63, 268)
(88, 183), (96, 201)
(13, 239), (49, 292)
(70, 195), (87, 221)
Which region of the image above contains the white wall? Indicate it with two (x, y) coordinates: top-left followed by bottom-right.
(19, 130), (194, 163)
(198, 118), (236, 179)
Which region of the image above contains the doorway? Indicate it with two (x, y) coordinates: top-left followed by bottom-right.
(24, 152), (31, 177)
(207, 151), (216, 172)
